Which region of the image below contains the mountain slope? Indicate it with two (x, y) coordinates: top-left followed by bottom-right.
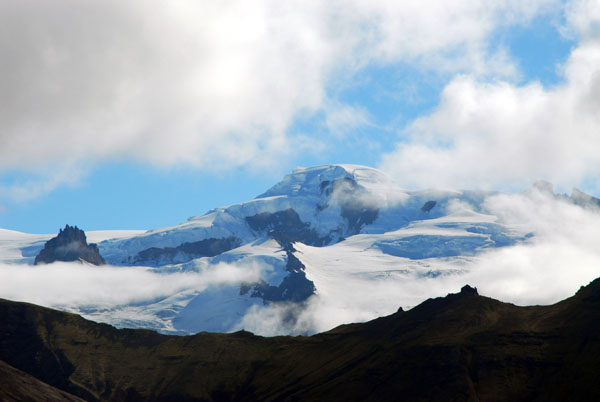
(98, 165), (509, 265)
(1, 278), (600, 401)
(2, 164), (599, 336)
(0, 359), (85, 402)
(90, 165), (530, 334)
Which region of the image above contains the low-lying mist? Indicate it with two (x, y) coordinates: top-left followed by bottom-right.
(0, 261), (263, 310)
(235, 188), (600, 336)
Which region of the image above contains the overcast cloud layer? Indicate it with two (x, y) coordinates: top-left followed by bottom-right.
(0, 0), (569, 199)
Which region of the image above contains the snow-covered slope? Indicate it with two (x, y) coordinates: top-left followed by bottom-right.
(99, 165), (394, 264)
(2, 164), (598, 336)
(99, 165), (508, 263)
(88, 165), (527, 333)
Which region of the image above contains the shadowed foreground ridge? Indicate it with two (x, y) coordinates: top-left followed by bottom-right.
(2, 279), (600, 401)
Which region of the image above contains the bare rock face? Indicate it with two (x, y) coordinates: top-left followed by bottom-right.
(34, 225), (106, 266)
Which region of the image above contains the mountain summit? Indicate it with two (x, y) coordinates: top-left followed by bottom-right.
(34, 225), (106, 266)
(92, 164), (530, 334)
(7, 164), (600, 336)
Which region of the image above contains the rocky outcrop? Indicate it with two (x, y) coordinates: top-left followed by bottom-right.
(34, 225), (106, 266)
(132, 237), (240, 266)
(245, 209), (331, 246)
(240, 247), (316, 303)
(571, 188), (600, 209)
(420, 200), (437, 212)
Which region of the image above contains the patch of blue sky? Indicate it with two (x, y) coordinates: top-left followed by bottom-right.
(336, 63), (445, 127)
(297, 13), (576, 169)
(0, 162), (276, 233)
(287, 62), (446, 169)
(495, 15), (574, 87)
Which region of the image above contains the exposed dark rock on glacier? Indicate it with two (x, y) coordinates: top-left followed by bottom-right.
(340, 204), (378, 234)
(245, 209), (331, 246)
(241, 249), (316, 303)
(420, 200), (437, 212)
(34, 225), (106, 266)
(132, 237), (240, 266)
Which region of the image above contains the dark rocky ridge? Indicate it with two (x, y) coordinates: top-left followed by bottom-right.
(243, 211), (318, 304)
(245, 208), (331, 247)
(245, 178), (380, 249)
(420, 200), (437, 212)
(2, 278), (600, 401)
(34, 225), (106, 266)
(131, 236), (240, 266)
(570, 187), (600, 208)
(114, 176), (381, 270)
(241, 245), (316, 304)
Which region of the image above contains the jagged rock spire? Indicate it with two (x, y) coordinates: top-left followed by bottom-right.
(34, 225), (106, 265)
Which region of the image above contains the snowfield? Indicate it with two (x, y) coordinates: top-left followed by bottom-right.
(1, 165), (599, 336)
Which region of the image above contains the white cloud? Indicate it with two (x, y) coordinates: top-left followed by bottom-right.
(323, 102), (372, 139)
(0, 261), (262, 309)
(380, 2), (600, 192)
(468, 189), (600, 302)
(563, 0), (600, 40)
(0, 0), (556, 197)
(0, 162), (88, 202)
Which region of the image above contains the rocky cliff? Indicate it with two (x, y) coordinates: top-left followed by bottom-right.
(34, 225), (106, 265)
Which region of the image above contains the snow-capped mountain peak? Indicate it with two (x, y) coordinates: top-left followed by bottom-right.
(10, 165), (596, 336)
(258, 164), (392, 196)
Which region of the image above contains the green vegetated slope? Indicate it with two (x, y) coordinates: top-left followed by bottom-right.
(1, 280), (600, 402)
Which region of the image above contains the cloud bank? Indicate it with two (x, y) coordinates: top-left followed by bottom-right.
(0, 0), (557, 199)
(381, 0), (600, 191)
(0, 261), (262, 309)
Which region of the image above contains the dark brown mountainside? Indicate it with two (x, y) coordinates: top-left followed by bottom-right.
(2, 280), (600, 401)
(0, 359), (85, 402)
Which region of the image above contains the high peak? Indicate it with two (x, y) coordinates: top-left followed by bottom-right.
(460, 284), (478, 295)
(258, 164), (398, 199)
(34, 224), (106, 266)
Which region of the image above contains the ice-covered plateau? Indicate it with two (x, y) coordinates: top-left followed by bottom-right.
(2, 165), (598, 335)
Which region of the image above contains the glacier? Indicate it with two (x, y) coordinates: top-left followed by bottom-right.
(1, 164), (599, 336)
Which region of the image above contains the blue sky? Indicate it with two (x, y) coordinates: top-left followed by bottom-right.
(1, 0), (598, 234)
